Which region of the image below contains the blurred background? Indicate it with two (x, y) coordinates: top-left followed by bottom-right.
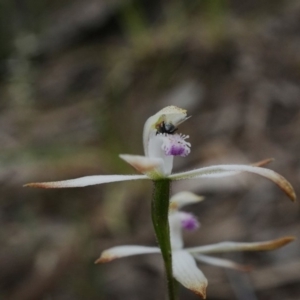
(0, 0), (300, 299)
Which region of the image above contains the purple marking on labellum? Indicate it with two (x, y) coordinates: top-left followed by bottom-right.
(161, 134), (191, 157)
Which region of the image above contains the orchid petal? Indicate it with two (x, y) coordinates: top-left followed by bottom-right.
(186, 236), (295, 254)
(95, 246), (160, 263)
(172, 250), (208, 299)
(170, 191), (204, 211)
(169, 165), (296, 201)
(119, 154), (165, 178)
(193, 254), (252, 272)
(25, 174), (148, 188)
(143, 106), (188, 156)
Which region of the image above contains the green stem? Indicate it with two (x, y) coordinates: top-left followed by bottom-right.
(152, 179), (177, 300)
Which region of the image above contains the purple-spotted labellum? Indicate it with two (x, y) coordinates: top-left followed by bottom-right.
(179, 212), (200, 231)
(161, 134), (191, 157)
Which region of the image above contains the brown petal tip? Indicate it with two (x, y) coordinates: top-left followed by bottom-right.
(24, 182), (53, 189)
(252, 158), (274, 167)
(94, 254), (116, 264)
(192, 286), (207, 299)
(277, 178), (296, 202)
(261, 236), (296, 251)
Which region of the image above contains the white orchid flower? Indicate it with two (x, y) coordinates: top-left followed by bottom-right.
(95, 192), (295, 299)
(24, 106), (296, 202)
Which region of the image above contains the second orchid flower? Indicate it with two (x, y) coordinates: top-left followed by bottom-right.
(96, 192), (295, 299)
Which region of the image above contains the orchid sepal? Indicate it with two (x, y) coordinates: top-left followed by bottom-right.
(194, 254), (252, 272)
(95, 245), (160, 263)
(169, 164), (296, 202)
(24, 174), (148, 188)
(186, 236), (296, 254)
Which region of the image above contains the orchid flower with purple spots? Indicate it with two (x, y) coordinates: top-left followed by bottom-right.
(95, 192), (295, 299)
(25, 106), (296, 197)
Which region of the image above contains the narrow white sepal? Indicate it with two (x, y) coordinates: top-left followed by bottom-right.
(172, 250), (208, 298)
(169, 164), (296, 201)
(95, 245), (160, 263)
(193, 254), (251, 271)
(25, 174), (148, 188)
(186, 237), (295, 254)
(169, 164), (280, 179)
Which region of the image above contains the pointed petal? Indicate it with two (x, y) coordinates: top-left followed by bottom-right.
(169, 165), (296, 201)
(170, 191), (204, 211)
(119, 154), (166, 179)
(95, 246), (160, 263)
(193, 254), (252, 272)
(24, 174), (148, 188)
(186, 236), (296, 254)
(172, 250), (208, 299)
